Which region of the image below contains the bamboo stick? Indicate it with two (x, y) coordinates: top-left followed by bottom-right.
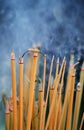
(26, 50), (39, 130)
(45, 57), (65, 130)
(18, 58), (23, 130)
(11, 52), (17, 130)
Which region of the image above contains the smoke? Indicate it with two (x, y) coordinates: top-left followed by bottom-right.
(0, 0), (84, 98)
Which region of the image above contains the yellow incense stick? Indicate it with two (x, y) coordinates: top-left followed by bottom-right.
(38, 86), (43, 130)
(55, 57), (59, 79)
(23, 57), (33, 129)
(66, 70), (75, 130)
(35, 101), (39, 130)
(45, 57), (65, 130)
(43, 55), (54, 129)
(79, 113), (84, 130)
(40, 55), (46, 130)
(9, 105), (13, 130)
(32, 98), (36, 130)
(54, 61), (66, 130)
(5, 102), (10, 130)
(58, 55), (74, 130)
(49, 86), (54, 130)
(11, 52), (17, 130)
(26, 50), (39, 130)
(19, 58), (23, 130)
(49, 75), (54, 130)
(72, 63), (84, 130)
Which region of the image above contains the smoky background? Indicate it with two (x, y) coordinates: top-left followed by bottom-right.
(0, 0), (84, 129)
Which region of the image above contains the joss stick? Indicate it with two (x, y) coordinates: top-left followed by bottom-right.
(18, 58), (23, 130)
(17, 99), (19, 130)
(55, 58), (59, 79)
(79, 113), (84, 130)
(26, 50), (39, 130)
(32, 99), (36, 130)
(66, 70), (75, 130)
(54, 61), (66, 130)
(49, 76), (54, 130)
(23, 57), (33, 129)
(40, 55), (46, 130)
(34, 102), (39, 130)
(72, 63), (84, 130)
(58, 55), (74, 130)
(5, 102), (10, 130)
(49, 87), (54, 130)
(9, 105), (13, 130)
(43, 55), (54, 129)
(11, 52), (17, 130)
(38, 85), (43, 130)
(45, 57), (65, 130)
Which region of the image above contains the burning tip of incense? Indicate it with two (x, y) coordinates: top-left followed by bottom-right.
(44, 54), (46, 57)
(11, 51), (15, 60)
(56, 57), (59, 64)
(39, 88), (43, 92)
(63, 57), (66, 63)
(52, 55), (55, 60)
(72, 73), (75, 77)
(77, 82), (80, 87)
(5, 110), (10, 114)
(64, 56), (66, 60)
(28, 48), (40, 54)
(77, 82), (81, 91)
(19, 58), (23, 64)
(51, 55), (54, 63)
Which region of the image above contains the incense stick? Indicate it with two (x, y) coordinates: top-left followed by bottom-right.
(45, 57), (65, 130)
(26, 51), (39, 130)
(40, 55), (46, 130)
(66, 70), (75, 130)
(72, 63), (84, 130)
(79, 113), (84, 130)
(19, 58), (23, 130)
(11, 52), (17, 130)
(5, 102), (10, 130)
(23, 57), (33, 129)
(58, 54), (75, 130)
(43, 55), (54, 129)
(54, 61), (66, 130)
(55, 58), (59, 79)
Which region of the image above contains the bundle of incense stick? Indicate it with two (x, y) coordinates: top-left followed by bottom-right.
(4, 48), (84, 130)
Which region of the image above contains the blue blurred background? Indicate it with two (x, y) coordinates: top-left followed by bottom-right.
(0, 0), (84, 129)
